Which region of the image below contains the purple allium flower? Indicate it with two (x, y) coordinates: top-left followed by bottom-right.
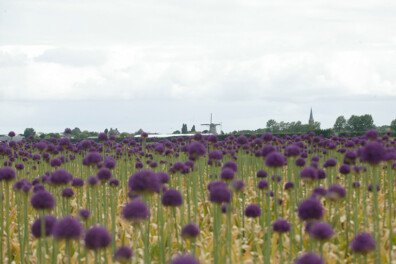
(122, 200), (150, 222)
(360, 142), (385, 164)
(156, 172), (169, 184)
(309, 222), (334, 241)
(50, 169), (73, 185)
(31, 215), (57, 238)
(0, 167), (16, 181)
(365, 129), (378, 140)
(114, 246), (133, 262)
(350, 233), (376, 254)
(298, 199), (324, 221)
(323, 158), (337, 168)
(316, 169), (326, 180)
(128, 169), (160, 194)
(104, 156), (116, 169)
(367, 183), (380, 192)
(209, 150), (223, 160)
(209, 186), (231, 204)
(97, 168), (112, 181)
(265, 152), (286, 167)
(15, 163), (24, 170)
(161, 189), (183, 207)
(220, 168), (235, 181)
(236, 135), (248, 145)
(33, 184), (45, 193)
(141, 132), (148, 138)
(352, 181), (361, 188)
(207, 181), (227, 192)
(31, 191), (55, 210)
(244, 203), (261, 218)
(295, 158), (306, 167)
(52, 216), (83, 240)
(181, 223), (200, 239)
(271, 174), (282, 182)
(223, 161), (238, 173)
(71, 177), (84, 187)
(313, 187), (327, 196)
(256, 170), (267, 178)
(284, 181), (294, 191)
(257, 180), (269, 190)
(109, 178), (119, 187)
(170, 254), (200, 264)
(285, 145), (301, 157)
(62, 187), (74, 198)
(135, 161), (144, 169)
(84, 226), (111, 250)
(188, 142), (206, 161)
(261, 144), (275, 157)
(231, 179), (245, 192)
(8, 131), (15, 137)
(79, 209), (91, 220)
(327, 184), (346, 200)
(87, 176), (99, 186)
(294, 252), (324, 264)
(300, 167), (317, 182)
(98, 133), (108, 141)
(272, 219), (290, 233)
(50, 158), (62, 167)
(83, 152), (103, 166)
(339, 164), (351, 175)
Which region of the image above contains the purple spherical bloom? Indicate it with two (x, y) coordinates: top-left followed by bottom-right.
(104, 156), (116, 169)
(256, 170), (267, 178)
(223, 161), (238, 172)
(261, 144), (275, 157)
(323, 158), (337, 168)
(72, 178), (84, 187)
(122, 200), (150, 222)
(114, 246), (133, 262)
(352, 181), (361, 188)
(236, 135), (248, 145)
(209, 186), (231, 204)
(265, 152), (286, 167)
(244, 203), (261, 218)
(181, 223), (200, 239)
(161, 189), (183, 207)
(128, 169), (160, 194)
(295, 252), (324, 264)
(33, 184), (45, 193)
(298, 199), (324, 221)
(272, 219), (290, 233)
(188, 142), (206, 160)
(15, 163), (24, 170)
(31, 191), (55, 210)
(285, 145), (300, 157)
(209, 150), (223, 160)
(109, 178), (119, 187)
(50, 169), (73, 185)
(0, 167), (16, 181)
(79, 209), (91, 220)
(170, 254), (200, 264)
(316, 169), (326, 180)
(84, 226), (111, 250)
(8, 131), (16, 137)
(313, 187), (327, 196)
(156, 172), (169, 184)
(87, 176), (99, 186)
(365, 129), (378, 140)
(257, 180), (269, 190)
(97, 168), (112, 181)
(231, 179), (245, 192)
(207, 181), (227, 192)
(295, 158), (306, 167)
(141, 132), (148, 138)
(83, 152), (103, 166)
(350, 233), (376, 254)
(50, 158), (62, 167)
(300, 167), (317, 182)
(309, 222), (334, 241)
(62, 187), (74, 198)
(360, 142), (386, 164)
(367, 183), (380, 192)
(220, 168), (235, 181)
(327, 184), (346, 200)
(98, 133), (108, 141)
(135, 161), (144, 169)
(284, 181), (294, 191)
(52, 216), (83, 240)
(31, 215), (57, 238)
(339, 164), (351, 175)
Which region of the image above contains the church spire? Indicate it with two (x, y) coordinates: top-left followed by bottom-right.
(309, 108), (314, 125)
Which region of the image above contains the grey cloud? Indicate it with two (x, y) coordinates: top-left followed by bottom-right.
(34, 48), (107, 67)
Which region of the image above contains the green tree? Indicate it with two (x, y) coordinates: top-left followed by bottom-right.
(333, 116), (347, 133)
(390, 119), (396, 131)
(347, 114), (374, 132)
(104, 128), (109, 134)
(172, 130), (181, 134)
(181, 124), (188, 134)
(266, 119), (279, 132)
(23, 128), (36, 138)
(72, 127), (81, 136)
(191, 125), (196, 133)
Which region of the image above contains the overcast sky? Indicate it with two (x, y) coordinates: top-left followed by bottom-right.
(1, 0), (395, 134)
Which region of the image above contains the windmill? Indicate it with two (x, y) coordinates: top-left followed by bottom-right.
(201, 113), (221, 135)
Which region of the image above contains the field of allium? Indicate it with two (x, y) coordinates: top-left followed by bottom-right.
(0, 130), (395, 264)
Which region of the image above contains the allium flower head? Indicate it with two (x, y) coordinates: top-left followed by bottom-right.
(365, 129), (378, 140)
(220, 168), (235, 181)
(79, 209), (91, 220)
(222, 161), (238, 172)
(350, 233), (376, 254)
(327, 184), (346, 200)
(295, 252), (324, 264)
(170, 254), (200, 264)
(109, 178), (119, 187)
(187, 142), (206, 160)
(53, 216), (83, 240)
(83, 152), (103, 166)
(339, 164), (351, 175)
(298, 198), (324, 221)
(257, 180), (269, 190)
(128, 169), (160, 194)
(309, 222), (334, 241)
(272, 219), (290, 233)
(50, 169), (73, 185)
(265, 152), (286, 167)
(231, 179), (245, 192)
(209, 186), (231, 204)
(161, 188), (183, 207)
(156, 172), (169, 184)
(31, 215), (57, 238)
(209, 150), (223, 160)
(97, 168), (112, 181)
(245, 203), (261, 218)
(84, 226), (111, 250)
(300, 167), (317, 182)
(8, 131), (15, 137)
(256, 170), (267, 178)
(122, 200), (150, 222)
(285, 145), (300, 157)
(114, 246), (133, 263)
(31, 191), (55, 210)
(181, 223), (200, 239)
(50, 158), (62, 167)
(295, 158), (306, 167)
(0, 167), (16, 181)
(87, 176), (99, 186)
(61, 187), (74, 198)
(284, 181), (294, 190)
(323, 158), (337, 168)
(360, 142), (385, 164)
(98, 133), (108, 141)
(72, 178), (84, 187)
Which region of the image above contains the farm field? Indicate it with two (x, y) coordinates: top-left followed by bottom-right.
(0, 130), (395, 263)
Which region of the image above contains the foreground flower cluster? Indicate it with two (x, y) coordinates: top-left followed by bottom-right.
(0, 130), (394, 263)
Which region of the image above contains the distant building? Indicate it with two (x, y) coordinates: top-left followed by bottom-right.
(309, 108), (314, 125)
(201, 114), (221, 135)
